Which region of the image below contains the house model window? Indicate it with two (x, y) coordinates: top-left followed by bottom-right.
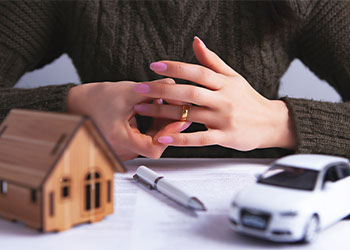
(85, 172), (101, 211)
(31, 189), (37, 203)
(0, 180), (7, 195)
(60, 177), (70, 199)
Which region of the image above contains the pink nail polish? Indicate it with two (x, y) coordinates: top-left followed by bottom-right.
(150, 62), (167, 72)
(180, 122), (191, 132)
(194, 36), (206, 48)
(134, 84), (150, 93)
(158, 136), (174, 144)
(134, 104), (148, 113)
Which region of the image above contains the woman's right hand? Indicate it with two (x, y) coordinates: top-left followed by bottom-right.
(66, 79), (179, 161)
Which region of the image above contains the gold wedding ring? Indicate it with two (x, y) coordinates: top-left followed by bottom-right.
(180, 105), (189, 122)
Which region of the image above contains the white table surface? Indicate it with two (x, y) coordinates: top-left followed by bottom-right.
(1, 158), (349, 250)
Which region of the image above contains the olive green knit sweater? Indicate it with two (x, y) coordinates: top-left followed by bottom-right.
(0, 0), (349, 158)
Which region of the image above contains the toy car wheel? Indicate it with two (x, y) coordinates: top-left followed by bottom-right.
(302, 215), (319, 243)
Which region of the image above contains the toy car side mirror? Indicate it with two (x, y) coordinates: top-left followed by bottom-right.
(254, 173), (262, 180)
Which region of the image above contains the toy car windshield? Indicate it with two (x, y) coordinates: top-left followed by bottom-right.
(257, 165), (319, 191)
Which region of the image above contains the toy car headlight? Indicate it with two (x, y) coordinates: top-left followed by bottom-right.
(279, 211), (298, 217)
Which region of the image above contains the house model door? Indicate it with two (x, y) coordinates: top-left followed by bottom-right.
(82, 171), (104, 220)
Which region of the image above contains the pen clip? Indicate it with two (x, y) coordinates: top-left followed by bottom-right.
(133, 174), (155, 190)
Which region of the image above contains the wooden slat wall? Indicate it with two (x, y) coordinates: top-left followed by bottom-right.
(43, 127), (115, 232)
(0, 183), (41, 229)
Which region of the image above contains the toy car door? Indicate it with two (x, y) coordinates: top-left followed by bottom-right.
(334, 163), (350, 216)
(319, 165), (349, 227)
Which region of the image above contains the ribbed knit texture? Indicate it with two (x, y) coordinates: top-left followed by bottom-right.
(0, 0), (349, 158)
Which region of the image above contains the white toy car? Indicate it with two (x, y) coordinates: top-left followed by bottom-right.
(229, 154), (350, 243)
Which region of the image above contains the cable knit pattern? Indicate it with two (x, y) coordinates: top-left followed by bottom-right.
(283, 0), (350, 157)
(0, 0), (349, 158)
(0, 0), (73, 118)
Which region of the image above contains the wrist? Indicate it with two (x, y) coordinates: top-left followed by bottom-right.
(66, 86), (79, 114)
(66, 84), (91, 115)
(260, 100), (296, 150)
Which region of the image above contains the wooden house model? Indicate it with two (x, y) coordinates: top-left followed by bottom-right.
(0, 109), (125, 232)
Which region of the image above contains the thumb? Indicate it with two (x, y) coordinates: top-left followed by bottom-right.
(193, 36), (237, 76)
(153, 121), (192, 144)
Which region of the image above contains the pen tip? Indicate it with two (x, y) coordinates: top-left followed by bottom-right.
(189, 197), (207, 211)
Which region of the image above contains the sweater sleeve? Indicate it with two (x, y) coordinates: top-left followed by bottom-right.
(0, 1), (76, 122)
(282, 0), (350, 157)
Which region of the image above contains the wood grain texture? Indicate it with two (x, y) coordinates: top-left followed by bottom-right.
(0, 109), (124, 232)
(0, 109), (83, 188)
(0, 109), (125, 189)
(43, 126), (115, 232)
(0, 183), (42, 229)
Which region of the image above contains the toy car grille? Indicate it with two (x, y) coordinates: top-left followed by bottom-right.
(240, 209), (271, 231)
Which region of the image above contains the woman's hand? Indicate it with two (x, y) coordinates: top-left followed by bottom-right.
(66, 79), (184, 161)
(133, 37), (296, 151)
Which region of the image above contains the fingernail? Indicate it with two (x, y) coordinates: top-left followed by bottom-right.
(194, 36), (206, 48)
(134, 84), (150, 93)
(155, 98), (163, 104)
(134, 104), (148, 113)
(158, 136), (174, 144)
(180, 122), (191, 132)
(150, 62), (167, 72)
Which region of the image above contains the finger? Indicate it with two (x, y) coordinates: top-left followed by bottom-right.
(128, 129), (167, 159)
(152, 120), (192, 144)
(131, 78), (169, 106)
(122, 124), (166, 159)
(133, 103), (216, 127)
(193, 36), (238, 77)
(146, 78), (186, 106)
(164, 99), (187, 106)
(157, 120), (192, 133)
(133, 82), (219, 107)
(136, 78), (175, 104)
(156, 129), (223, 146)
(145, 78), (176, 85)
(149, 61), (225, 90)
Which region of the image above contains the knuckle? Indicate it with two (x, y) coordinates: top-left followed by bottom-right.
(157, 83), (168, 96)
(188, 87), (201, 101)
(179, 134), (188, 145)
(222, 99), (234, 111)
(227, 118), (236, 130)
(198, 133), (209, 145)
(227, 111), (236, 124)
(198, 67), (211, 79)
(216, 74), (226, 87)
(163, 78), (175, 85)
(174, 63), (186, 75)
(221, 111), (235, 129)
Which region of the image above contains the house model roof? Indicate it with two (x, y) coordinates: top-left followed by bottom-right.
(0, 109), (126, 189)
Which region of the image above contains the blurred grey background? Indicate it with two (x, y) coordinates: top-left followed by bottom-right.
(14, 54), (341, 103)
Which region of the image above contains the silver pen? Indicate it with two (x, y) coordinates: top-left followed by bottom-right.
(133, 165), (206, 211)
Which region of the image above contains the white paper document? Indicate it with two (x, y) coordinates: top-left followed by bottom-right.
(1, 158), (350, 250)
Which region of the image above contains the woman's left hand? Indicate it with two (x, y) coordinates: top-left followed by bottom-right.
(133, 37), (296, 151)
